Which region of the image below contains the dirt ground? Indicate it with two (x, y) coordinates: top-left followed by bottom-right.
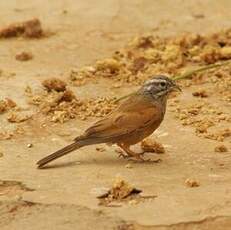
(0, 0), (231, 229)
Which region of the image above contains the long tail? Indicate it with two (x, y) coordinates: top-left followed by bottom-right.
(37, 142), (81, 169)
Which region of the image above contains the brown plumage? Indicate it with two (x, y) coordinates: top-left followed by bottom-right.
(37, 75), (181, 168)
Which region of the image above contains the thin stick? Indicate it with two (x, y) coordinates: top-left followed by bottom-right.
(173, 60), (231, 80)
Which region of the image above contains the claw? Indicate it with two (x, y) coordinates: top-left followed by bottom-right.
(118, 153), (129, 159)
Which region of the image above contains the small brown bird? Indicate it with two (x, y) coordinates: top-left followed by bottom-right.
(37, 75), (181, 168)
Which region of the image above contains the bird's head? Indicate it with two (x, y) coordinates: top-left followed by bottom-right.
(141, 75), (181, 99)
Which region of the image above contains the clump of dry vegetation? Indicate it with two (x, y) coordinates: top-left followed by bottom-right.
(26, 78), (117, 123)
(0, 98), (32, 124)
(0, 18), (44, 39)
(97, 177), (157, 206)
(172, 100), (231, 141)
(141, 138), (165, 154)
(98, 178), (142, 201)
(70, 30), (231, 86)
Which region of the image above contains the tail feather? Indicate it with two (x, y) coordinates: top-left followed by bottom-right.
(37, 142), (80, 168)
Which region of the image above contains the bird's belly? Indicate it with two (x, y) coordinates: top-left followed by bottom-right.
(117, 119), (162, 146)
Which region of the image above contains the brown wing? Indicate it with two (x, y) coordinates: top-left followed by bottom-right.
(81, 95), (160, 140)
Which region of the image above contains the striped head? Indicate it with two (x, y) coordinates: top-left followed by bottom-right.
(141, 75), (181, 99)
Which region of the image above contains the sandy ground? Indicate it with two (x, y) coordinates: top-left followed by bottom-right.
(0, 0), (231, 229)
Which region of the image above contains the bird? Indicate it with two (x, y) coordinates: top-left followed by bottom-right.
(37, 75), (181, 168)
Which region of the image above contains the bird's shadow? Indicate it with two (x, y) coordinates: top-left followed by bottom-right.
(37, 156), (162, 170)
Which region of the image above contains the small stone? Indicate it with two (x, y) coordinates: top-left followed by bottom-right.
(27, 143), (33, 148)
(185, 178), (200, 188)
(0, 152), (3, 158)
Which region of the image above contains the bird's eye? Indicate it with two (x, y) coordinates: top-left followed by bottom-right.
(160, 82), (166, 87)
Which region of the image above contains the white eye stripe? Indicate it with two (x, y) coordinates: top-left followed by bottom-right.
(146, 79), (157, 84)
(145, 79), (167, 85)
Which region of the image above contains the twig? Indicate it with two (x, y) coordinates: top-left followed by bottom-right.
(173, 60), (231, 80)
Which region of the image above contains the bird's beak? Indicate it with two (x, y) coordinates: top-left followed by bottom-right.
(171, 83), (182, 92)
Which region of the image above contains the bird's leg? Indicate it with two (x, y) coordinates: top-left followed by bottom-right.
(117, 143), (145, 161)
(116, 149), (129, 159)
(114, 144), (129, 159)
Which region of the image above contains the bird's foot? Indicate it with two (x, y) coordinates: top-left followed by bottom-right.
(115, 148), (129, 159)
(128, 156), (162, 163)
(134, 151), (162, 163)
(117, 152), (130, 159)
